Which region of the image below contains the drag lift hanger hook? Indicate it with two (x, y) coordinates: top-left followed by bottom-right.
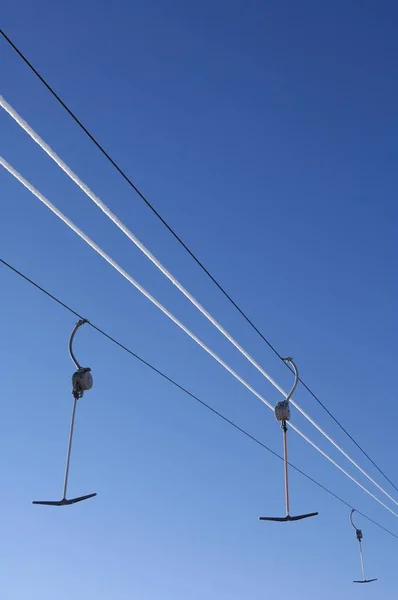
(350, 509), (377, 583)
(259, 357), (318, 522)
(33, 319), (97, 506)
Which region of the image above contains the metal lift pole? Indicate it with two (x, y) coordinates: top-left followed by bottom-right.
(259, 357), (318, 523)
(350, 509), (377, 584)
(33, 319), (97, 506)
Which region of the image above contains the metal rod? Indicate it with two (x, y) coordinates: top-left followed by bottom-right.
(359, 541), (366, 581)
(282, 422), (290, 516)
(62, 395), (78, 500)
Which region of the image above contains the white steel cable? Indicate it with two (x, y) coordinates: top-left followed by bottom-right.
(1, 154), (398, 519)
(2, 95), (398, 510)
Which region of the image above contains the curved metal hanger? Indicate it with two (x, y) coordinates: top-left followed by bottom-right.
(259, 357), (318, 523)
(283, 357), (299, 402)
(350, 509), (377, 584)
(350, 508), (360, 532)
(69, 318), (89, 370)
(33, 318), (96, 507)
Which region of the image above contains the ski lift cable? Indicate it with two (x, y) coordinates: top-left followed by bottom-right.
(2, 29), (396, 498)
(1, 155), (398, 519)
(1, 97), (397, 510)
(1, 254), (398, 539)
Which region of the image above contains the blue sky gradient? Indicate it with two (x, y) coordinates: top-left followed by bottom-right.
(1, 1), (397, 598)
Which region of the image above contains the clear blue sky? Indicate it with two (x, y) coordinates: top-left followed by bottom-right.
(1, 1), (397, 598)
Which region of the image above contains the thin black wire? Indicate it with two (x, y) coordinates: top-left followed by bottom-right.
(1, 28), (397, 495)
(1, 256), (397, 541)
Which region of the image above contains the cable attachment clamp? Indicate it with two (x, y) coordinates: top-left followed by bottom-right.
(275, 400), (290, 424)
(72, 367), (93, 400)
